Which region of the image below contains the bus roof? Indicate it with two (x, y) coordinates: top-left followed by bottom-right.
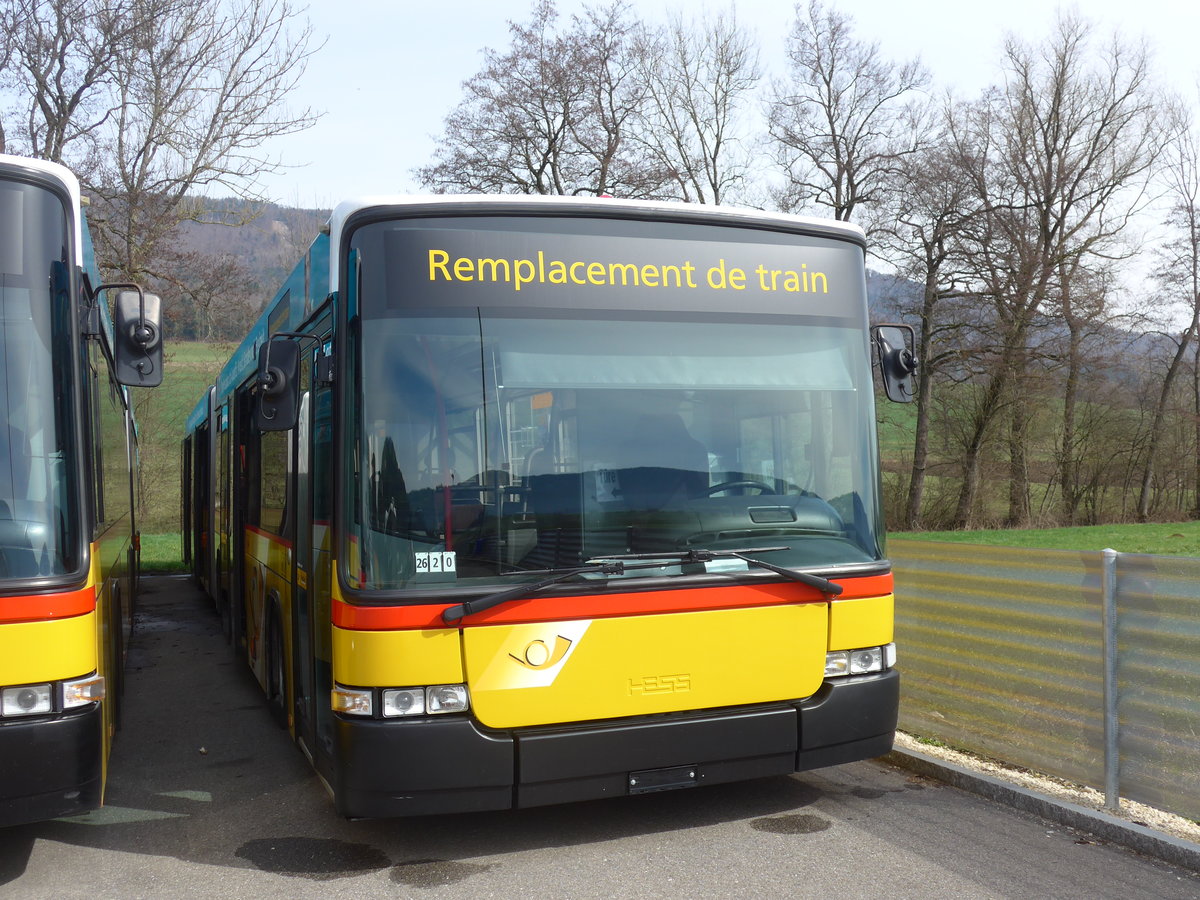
(184, 386), (214, 434)
(208, 194), (871, 404)
(323, 195), (867, 287)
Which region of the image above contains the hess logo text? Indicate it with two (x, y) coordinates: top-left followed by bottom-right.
(628, 674), (691, 696)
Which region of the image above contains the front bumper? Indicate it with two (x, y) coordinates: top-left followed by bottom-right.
(333, 668), (899, 818)
(0, 704), (103, 827)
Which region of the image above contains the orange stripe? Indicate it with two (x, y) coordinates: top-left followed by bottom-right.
(333, 572), (893, 630)
(0, 586), (95, 625)
(245, 524), (294, 550)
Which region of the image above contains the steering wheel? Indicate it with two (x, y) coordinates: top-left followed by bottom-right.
(703, 479), (774, 496)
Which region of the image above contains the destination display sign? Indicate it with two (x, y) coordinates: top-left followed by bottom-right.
(355, 216), (867, 320)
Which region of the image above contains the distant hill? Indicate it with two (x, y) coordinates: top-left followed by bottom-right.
(866, 270), (919, 321)
(175, 197), (330, 291)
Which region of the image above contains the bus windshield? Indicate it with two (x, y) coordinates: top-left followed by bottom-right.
(0, 177), (80, 579)
(346, 215), (882, 593)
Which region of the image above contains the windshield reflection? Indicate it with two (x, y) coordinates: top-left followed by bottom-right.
(350, 313), (881, 592)
(0, 178), (78, 579)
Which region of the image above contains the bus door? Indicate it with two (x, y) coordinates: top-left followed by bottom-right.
(181, 437), (192, 571)
(215, 404), (231, 633)
(230, 390), (256, 653)
(193, 416), (212, 589)
(292, 323), (334, 778)
(189, 428), (202, 582)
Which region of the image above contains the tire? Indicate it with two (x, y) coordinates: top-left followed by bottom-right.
(266, 603), (287, 729)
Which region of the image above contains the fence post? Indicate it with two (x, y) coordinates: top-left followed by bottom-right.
(1101, 547), (1119, 811)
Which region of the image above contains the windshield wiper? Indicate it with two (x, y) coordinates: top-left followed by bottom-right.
(441, 559), (670, 623)
(441, 546), (842, 624)
(601, 547), (843, 597)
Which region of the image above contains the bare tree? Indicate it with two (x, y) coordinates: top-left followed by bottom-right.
(418, 1), (679, 199)
(1139, 101), (1200, 519)
(154, 247), (260, 342)
(0, 0), (318, 280)
(767, 0), (928, 224)
(91, 0), (317, 279)
(946, 14), (1159, 527)
(0, 0), (149, 166)
(873, 113), (978, 528)
(419, 2), (762, 203)
(633, 6), (761, 205)
(418, 1), (586, 195)
(563, 2), (676, 198)
(1053, 259), (1116, 524)
(0, 4), (12, 152)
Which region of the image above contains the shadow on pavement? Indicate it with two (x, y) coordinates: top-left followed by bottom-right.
(4, 575), (833, 883)
(0, 831), (33, 886)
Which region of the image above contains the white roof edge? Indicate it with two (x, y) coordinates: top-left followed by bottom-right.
(0, 153), (85, 267)
(326, 194), (865, 287)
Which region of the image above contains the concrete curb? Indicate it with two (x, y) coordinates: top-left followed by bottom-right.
(884, 747), (1200, 872)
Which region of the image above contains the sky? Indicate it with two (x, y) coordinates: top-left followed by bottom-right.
(252, 0), (1200, 209)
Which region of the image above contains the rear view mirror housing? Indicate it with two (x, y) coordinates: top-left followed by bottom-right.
(872, 323), (917, 403)
(255, 337), (300, 431)
(113, 289), (163, 387)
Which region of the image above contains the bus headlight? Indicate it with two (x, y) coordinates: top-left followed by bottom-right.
(383, 685), (470, 716)
(381, 688), (425, 717)
(849, 647), (884, 674)
(339, 683), (472, 717)
(824, 651), (849, 677)
(824, 643), (895, 678)
(2, 684), (52, 716)
(62, 674), (105, 708)
(332, 685), (373, 716)
(426, 684), (469, 714)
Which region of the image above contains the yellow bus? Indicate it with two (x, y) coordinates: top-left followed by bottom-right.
(184, 196), (915, 817)
(0, 153), (162, 826)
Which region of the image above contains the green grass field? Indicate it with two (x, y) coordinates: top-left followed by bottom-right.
(135, 341), (234, 535)
(141, 533), (187, 573)
(892, 520), (1200, 556)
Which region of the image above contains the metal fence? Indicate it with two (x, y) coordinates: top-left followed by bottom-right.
(890, 538), (1200, 821)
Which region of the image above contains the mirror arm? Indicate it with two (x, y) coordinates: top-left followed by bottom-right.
(95, 281), (161, 351)
(260, 331), (323, 393)
(255, 331), (323, 431)
(94, 281), (143, 325)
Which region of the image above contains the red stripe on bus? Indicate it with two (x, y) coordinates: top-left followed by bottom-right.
(0, 586), (95, 624)
(245, 524), (294, 549)
(332, 573), (894, 630)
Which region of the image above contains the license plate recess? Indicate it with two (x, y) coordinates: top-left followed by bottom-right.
(627, 765), (699, 794)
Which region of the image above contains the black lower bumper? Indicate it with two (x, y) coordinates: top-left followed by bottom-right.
(797, 668), (900, 770)
(333, 669), (899, 818)
(0, 704), (103, 827)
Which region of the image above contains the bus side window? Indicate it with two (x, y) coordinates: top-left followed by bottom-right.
(258, 429), (289, 536)
(87, 344), (105, 526)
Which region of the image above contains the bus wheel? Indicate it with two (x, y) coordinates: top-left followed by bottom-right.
(266, 606), (286, 729)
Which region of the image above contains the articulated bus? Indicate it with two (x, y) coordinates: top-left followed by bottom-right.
(183, 195), (916, 817)
(0, 154), (163, 826)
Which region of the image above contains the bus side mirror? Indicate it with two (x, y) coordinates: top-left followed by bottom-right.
(114, 290), (163, 387)
(872, 323), (917, 403)
(255, 337), (300, 431)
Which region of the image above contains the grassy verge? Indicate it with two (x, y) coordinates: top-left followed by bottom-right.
(140, 533), (186, 573)
(893, 520), (1200, 556)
